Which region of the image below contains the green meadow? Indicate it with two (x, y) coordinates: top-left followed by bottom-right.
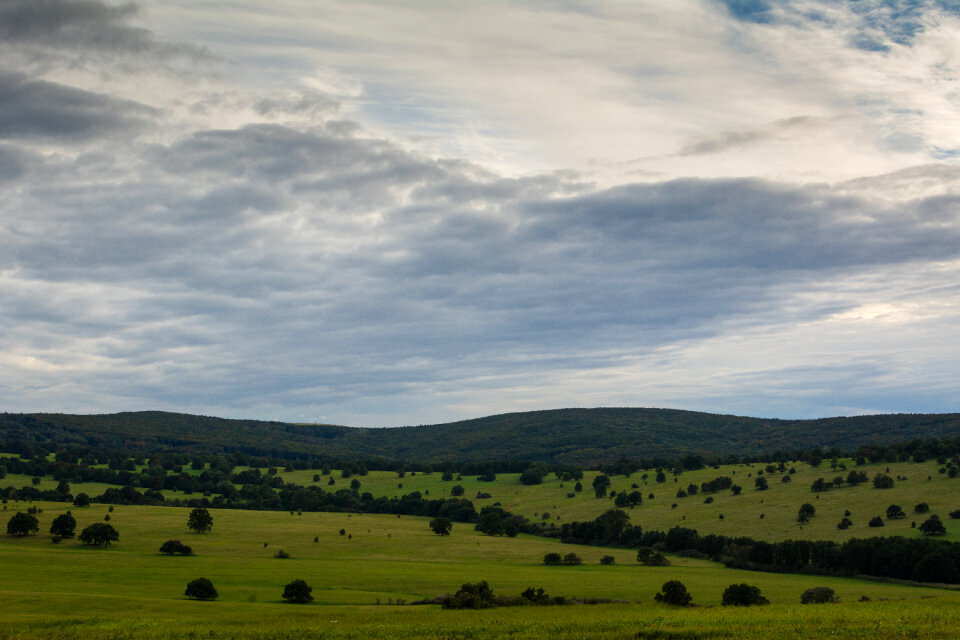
(2, 501), (960, 639)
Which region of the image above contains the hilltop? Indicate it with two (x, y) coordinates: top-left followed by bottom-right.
(4, 408), (960, 465)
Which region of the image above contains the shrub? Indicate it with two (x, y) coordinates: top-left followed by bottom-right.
(282, 579), (313, 603)
(886, 504), (905, 519)
(450, 485), (465, 497)
(868, 516), (885, 527)
(873, 473), (895, 489)
(160, 539), (193, 555)
(600, 555), (615, 565)
(73, 493), (91, 507)
(654, 580), (692, 606)
(562, 553), (582, 565)
(543, 552), (562, 565)
(837, 517), (852, 530)
(184, 577), (217, 600)
(800, 587), (839, 604)
(914, 503), (930, 514)
(721, 583), (769, 606)
(274, 549), (290, 558)
(949, 510), (960, 520)
(429, 517), (452, 535)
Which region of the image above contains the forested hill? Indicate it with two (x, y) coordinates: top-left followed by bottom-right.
(4, 408), (960, 465)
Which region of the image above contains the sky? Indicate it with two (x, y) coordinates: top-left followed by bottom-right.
(1, 0), (959, 427)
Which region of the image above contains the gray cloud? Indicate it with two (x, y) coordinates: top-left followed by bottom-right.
(0, 70), (156, 140)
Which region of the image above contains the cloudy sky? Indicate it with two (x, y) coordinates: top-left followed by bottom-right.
(2, 0), (959, 426)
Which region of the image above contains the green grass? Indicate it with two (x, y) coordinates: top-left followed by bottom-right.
(2, 502), (959, 639)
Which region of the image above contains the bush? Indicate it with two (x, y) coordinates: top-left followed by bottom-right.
(868, 516), (885, 527)
(282, 579), (313, 603)
(949, 510), (960, 520)
(184, 577), (217, 600)
(600, 555), (615, 565)
(543, 552), (562, 565)
(654, 580), (692, 606)
(721, 583), (769, 606)
(274, 549), (290, 558)
(429, 517), (452, 535)
(800, 587), (839, 604)
(873, 473), (895, 489)
(562, 553), (582, 565)
(450, 485), (465, 497)
(836, 517), (852, 530)
(886, 504), (905, 519)
(159, 539), (193, 555)
(914, 503), (930, 514)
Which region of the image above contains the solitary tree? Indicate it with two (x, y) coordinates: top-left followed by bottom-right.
(429, 517), (452, 536)
(188, 508), (213, 534)
(755, 477), (768, 491)
(873, 473), (895, 489)
(49, 512), (77, 539)
(543, 552), (562, 565)
(800, 587), (839, 604)
(721, 583), (769, 606)
(7, 512), (39, 537)
(920, 514), (947, 536)
(185, 577), (218, 600)
(592, 474), (611, 498)
(654, 580), (692, 606)
(73, 493), (90, 507)
(282, 579), (313, 603)
(160, 539), (193, 555)
(562, 552), (582, 565)
(79, 522), (119, 546)
(886, 504), (906, 520)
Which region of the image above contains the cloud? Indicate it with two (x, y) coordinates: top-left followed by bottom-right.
(0, 70), (157, 140)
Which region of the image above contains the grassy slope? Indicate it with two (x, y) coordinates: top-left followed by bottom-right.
(2, 502), (957, 640)
(6, 408), (960, 464)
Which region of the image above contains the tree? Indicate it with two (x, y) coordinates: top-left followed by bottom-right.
(49, 511), (77, 539)
(429, 517), (452, 536)
(886, 504), (906, 519)
(478, 469), (496, 482)
(282, 579), (313, 603)
(797, 503), (816, 522)
(349, 478), (361, 491)
(800, 587), (838, 604)
(7, 512), (39, 537)
(754, 477), (768, 491)
(600, 555), (615, 565)
(914, 502), (930, 514)
(188, 508), (213, 534)
(73, 493), (90, 507)
(836, 517), (852, 530)
(185, 577), (218, 600)
(655, 580), (692, 606)
(592, 474), (611, 498)
(919, 514), (947, 536)
(450, 485), (465, 497)
(873, 473), (895, 489)
(443, 581), (496, 609)
(79, 522), (119, 546)
(543, 552), (562, 565)
(519, 466), (544, 485)
(160, 539), (193, 555)
(721, 583), (769, 606)
(868, 516), (885, 527)
(562, 552), (582, 565)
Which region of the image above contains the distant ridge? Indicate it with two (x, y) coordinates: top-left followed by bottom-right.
(3, 408), (960, 465)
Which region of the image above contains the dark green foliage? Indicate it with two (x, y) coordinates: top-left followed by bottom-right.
(185, 577), (218, 600)
(519, 467), (544, 485)
(886, 504), (906, 519)
(7, 512), (39, 537)
(187, 508), (213, 533)
(443, 581), (496, 609)
(562, 553), (582, 565)
(478, 469), (496, 482)
(797, 503), (816, 523)
(349, 479), (361, 491)
(800, 587), (838, 604)
(543, 552), (562, 565)
(274, 549), (290, 558)
(754, 477), (767, 491)
(592, 474), (611, 497)
(912, 549), (960, 583)
(837, 517), (852, 530)
(637, 548), (670, 566)
(950, 510), (960, 520)
(654, 580), (692, 606)
(282, 579), (313, 603)
(73, 493), (90, 507)
(79, 522), (119, 546)
(914, 502), (930, 514)
(49, 512), (77, 538)
(810, 478), (829, 492)
(429, 517), (452, 535)
(600, 555), (615, 565)
(873, 473), (895, 489)
(160, 539), (193, 555)
(920, 515), (946, 536)
(868, 516), (885, 527)
(721, 583), (769, 606)
(520, 587), (552, 604)
(450, 485), (464, 496)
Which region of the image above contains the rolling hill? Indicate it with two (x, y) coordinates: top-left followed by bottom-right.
(4, 408), (960, 465)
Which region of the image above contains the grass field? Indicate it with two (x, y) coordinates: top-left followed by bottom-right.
(2, 501), (959, 639)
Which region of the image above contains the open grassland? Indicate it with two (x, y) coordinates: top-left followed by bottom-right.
(273, 458), (960, 542)
(2, 502), (959, 639)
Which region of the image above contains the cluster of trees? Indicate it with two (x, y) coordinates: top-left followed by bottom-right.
(441, 582), (566, 609)
(654, 581), (838, 607)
